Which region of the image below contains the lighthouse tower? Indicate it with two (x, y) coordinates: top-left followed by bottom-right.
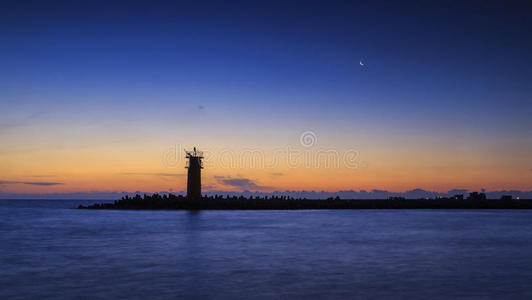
(185, 147), (203, 199)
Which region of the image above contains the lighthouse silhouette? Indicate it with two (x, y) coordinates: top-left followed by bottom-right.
(185, 147), (203, 199)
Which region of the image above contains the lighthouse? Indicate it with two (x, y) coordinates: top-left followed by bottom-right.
(185, 147), (203, 199)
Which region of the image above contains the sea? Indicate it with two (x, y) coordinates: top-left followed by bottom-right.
(1, 199), (532, 299)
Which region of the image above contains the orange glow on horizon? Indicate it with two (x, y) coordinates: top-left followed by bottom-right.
(1, 132), (530, 194)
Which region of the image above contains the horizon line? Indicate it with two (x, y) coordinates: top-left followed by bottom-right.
(1, 188), (532, 200)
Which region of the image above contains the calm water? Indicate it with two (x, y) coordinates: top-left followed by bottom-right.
(1, 200), (532, 299)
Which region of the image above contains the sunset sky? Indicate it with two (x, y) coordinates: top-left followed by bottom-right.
(1, 1), (531, 196)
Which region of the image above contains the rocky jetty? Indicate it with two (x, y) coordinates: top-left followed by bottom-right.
(78, 193), (532, 210)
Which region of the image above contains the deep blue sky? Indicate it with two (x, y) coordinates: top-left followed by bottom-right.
(2, 1), (531, 128)
(1, 0), (531, 193)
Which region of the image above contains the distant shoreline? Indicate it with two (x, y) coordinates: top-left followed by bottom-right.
(78, 194), (532, 210)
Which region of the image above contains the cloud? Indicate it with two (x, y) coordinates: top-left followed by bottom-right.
(271, 172), (284, 176)
(121, 172), (185, 178)
(198, 105), (205, 110)
(0, 112), (43, 131)
(215, 176), (269, 191)
(24, 182), (63, 186)
(0, 180), (63, 186)
(219, 178), (260, 188)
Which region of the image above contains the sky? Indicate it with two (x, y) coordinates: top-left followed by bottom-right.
(1, 0), (531, 197)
